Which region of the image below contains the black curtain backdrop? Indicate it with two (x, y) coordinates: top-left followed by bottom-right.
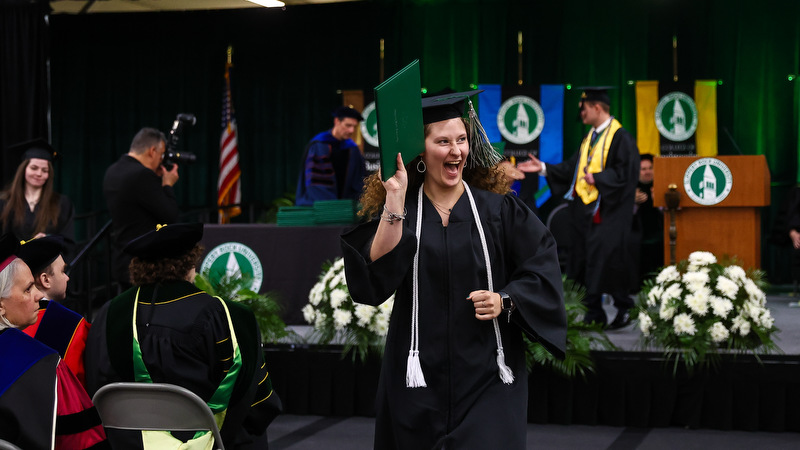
(2, 0), (799, 281)
(0, 0), (50, 181)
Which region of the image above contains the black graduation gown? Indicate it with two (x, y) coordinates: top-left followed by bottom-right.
(0, 194), (75, 243)
(546, 127), (640, 295)
(341, 187), (566, 450)
(84, 281), (279, 449)
(630, 181), (664, 288)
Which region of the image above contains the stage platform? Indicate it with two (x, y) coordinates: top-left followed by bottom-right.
(265, 291), (800, 433)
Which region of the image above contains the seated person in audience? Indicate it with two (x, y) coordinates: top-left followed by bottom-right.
(85, 223), (281, 449)
(18, 234), (91, 386)
(0, 233), (106, 450)
(0, 139), (75, 244)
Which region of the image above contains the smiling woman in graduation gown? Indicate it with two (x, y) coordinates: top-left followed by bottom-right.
(342, 90), (566, 450)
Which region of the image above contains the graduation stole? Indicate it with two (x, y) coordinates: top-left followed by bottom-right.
(572, 118), (623, 205)
(131, 288), (243, 450)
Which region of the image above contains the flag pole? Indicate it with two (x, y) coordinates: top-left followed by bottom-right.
(672, 35), (678, 82)
(379, 38), (385, 83)
(219, 45), (242, 224)
(517, 31), (523, 86)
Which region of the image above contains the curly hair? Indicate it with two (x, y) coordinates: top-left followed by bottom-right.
(359, 120), (509, 219)
(129, 244), (204, 285)
(0, 159), (61, 237)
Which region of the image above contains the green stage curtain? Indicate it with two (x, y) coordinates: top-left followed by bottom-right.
(35, 0), (800, 280)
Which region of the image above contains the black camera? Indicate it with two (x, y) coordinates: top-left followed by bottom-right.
(163, 113), (197, 170)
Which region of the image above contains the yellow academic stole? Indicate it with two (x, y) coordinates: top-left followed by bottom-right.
(574, 119), (623, 204)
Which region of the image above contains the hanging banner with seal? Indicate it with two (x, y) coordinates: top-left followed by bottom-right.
(636, 80), (718, 157)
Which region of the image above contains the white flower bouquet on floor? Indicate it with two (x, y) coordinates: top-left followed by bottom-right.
(303, 257), (393, 361)
(636, 251), (779, 372)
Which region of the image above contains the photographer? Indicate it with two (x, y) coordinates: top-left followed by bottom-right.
(103, 127), (181, 290)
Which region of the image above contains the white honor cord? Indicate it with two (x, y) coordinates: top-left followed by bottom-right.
(406, 183), (426, 388)
(463, 181), (514, 384)
(406, 182), (514, 388)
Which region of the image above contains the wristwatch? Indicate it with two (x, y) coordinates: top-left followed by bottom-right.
(499, 291), (515, 323)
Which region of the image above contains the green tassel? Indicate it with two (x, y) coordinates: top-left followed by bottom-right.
(466, 99), (502, 169)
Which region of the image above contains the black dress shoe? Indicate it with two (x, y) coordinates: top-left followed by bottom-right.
(607, 310), (631, 330)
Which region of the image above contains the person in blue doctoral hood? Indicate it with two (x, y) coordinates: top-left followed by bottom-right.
(296, 106), (367, 206)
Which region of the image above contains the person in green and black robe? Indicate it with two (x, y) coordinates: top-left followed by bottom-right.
(85, 223), (281, 450)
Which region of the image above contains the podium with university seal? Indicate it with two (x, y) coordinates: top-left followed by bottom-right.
(652, 155), (770, 269)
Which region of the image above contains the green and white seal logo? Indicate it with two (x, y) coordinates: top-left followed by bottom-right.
(683, 158), (733, 206)
(497, 95), (545, 145)
(200, 242), (263, 292)
(655, 92), (698, 142)
(360, 101), (379, 148)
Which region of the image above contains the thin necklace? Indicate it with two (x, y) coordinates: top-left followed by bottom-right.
(429, 198), (452, 215)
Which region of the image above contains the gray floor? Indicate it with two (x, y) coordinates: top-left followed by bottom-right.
(268, 290), (800, 449)
(268, 414), (800, 449)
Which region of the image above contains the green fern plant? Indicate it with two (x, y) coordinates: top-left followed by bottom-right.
(258, 192), (296, 224)
(523, 276), (616, 379)
(195, 271), (293, 344)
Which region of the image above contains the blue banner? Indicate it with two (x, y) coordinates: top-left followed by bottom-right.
(478, 84), (564, 208)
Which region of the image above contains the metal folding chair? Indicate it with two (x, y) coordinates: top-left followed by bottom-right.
(0, 439), (22, 450)
(92, 382), (225, 450)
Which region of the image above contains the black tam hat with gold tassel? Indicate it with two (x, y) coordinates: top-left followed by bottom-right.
(421, 90), (502, 169)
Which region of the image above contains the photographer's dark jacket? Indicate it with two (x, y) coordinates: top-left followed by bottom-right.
(103, 155), (180, 283)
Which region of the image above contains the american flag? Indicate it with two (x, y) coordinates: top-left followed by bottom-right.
(218, 47), (241, 223)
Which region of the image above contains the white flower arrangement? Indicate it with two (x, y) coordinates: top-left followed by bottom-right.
(637, 251), (778, 371)
(304, 257), (394, 361)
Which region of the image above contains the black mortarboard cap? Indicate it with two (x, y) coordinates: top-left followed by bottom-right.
(123, 223), (204, 260)
(421, 89), (483, 125)
(420, 89), (502, 168)
(577, 86), (615, 107)
(17, 235), (67, 274)
(8, 138), (58, 162)
(332, 106), (364, 122)
(0, 233), (20, 273)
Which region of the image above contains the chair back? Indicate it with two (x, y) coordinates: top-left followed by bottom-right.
(92, 382), (225, 450)
(0, 439), (22, 450)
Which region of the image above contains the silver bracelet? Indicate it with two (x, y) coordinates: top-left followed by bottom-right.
(381, 205), (407, 225)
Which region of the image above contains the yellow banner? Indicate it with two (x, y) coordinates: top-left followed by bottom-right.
(694, 80), (718, 157)
(635, 80), (718, 157)
(635, 81), (660, 156)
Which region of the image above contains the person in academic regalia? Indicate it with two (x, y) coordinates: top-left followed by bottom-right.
(0, 138), (75, 245)
(18, 235), (91, 387)
(84, 223), (281, 450)
(630, 154), (664, 291)
(295, 106), (367, 206)
(519, 87), (640, 329)
(341, 90), (566, 450)
(0, 233), (107, 450)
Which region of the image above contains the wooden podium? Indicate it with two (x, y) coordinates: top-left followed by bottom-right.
(652, 155), (770, 269)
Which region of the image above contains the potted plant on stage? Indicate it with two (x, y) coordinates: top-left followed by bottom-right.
(304, 258), (612, 376)
(636, 251), (779, 374)
(302, 257), (392, 363)
(195, 271), (292, 344)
